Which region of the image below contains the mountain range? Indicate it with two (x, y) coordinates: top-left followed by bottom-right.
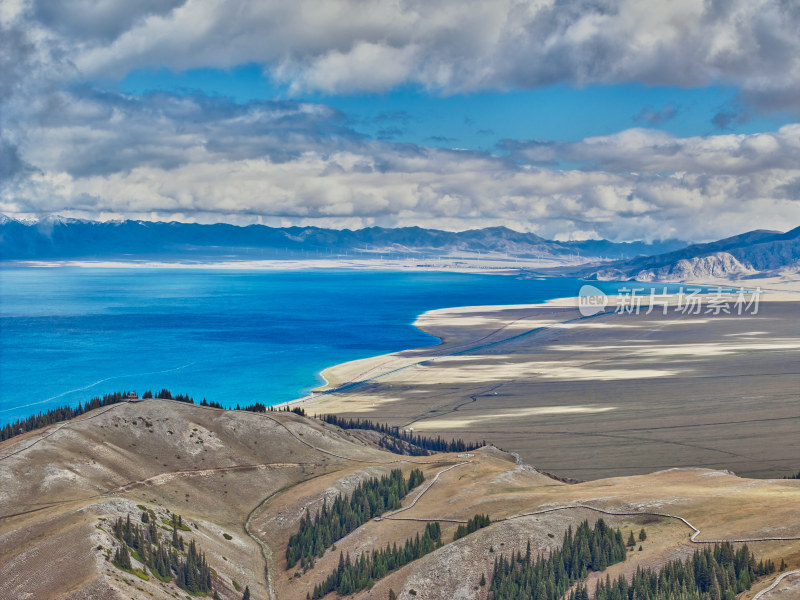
(580, 226), (800, 281)
(3, 215), (797, 281)
(0, 215), (686, 262)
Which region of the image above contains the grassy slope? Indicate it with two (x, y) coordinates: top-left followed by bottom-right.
(1, 400), (799, 599)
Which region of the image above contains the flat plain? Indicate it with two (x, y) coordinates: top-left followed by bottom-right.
(305, 295), (800, 481)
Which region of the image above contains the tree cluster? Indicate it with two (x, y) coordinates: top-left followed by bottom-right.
(312, 522), (442, 598)
(226, 402), (304, 413)
(286, 468), (424, 571)
(111, 511), (214, 594)
(145, 389), (194, 403)
(490, 519), (627, 600)
(175, 539), (213, 594)
(317, 414), (484, 454)
(577, 542), (775, 600)
(454, 514), (492, 541)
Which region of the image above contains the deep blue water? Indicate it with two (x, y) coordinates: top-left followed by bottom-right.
(0, 268), (637, 426)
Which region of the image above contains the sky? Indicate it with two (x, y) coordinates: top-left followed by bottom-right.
(1, 0), (800, 242)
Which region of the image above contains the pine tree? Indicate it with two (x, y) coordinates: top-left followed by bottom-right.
(242, 586), (251, 600)
(388, 589), (397, 600)
(480, 572), (486, 586)
(114, 544), (132, 570)
(627, 530), (636, 547)
(638, 527), (647, 541)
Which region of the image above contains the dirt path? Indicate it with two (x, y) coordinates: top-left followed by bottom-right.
(370, 459), (800, 547)
(107, 462), (308, 493)
(753, 569), (800, 599)
(499, 504), (800, 544)
(382, 461), (472, 521)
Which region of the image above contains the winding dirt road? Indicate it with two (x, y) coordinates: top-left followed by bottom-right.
(752, 569), (800, 599)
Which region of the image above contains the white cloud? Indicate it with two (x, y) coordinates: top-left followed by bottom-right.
(2, 1), (800, 242)
(40, 0), (800, 110)
(507, 125), (800, 175)
(3, 90), (799, 242)
(288, 42), (420, 94)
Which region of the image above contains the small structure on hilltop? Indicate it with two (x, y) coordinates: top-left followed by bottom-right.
(125, 391), (140, 402)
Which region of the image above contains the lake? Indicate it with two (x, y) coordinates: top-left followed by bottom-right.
(0, 268), (639, 425)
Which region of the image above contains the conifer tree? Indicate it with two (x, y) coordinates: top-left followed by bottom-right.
(453, 514), (491, 540)
(114, 545), (132, 570)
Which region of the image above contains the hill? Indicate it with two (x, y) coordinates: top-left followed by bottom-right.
(1, 400), (798, 599)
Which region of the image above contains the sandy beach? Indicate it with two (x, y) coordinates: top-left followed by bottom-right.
(7, 254), (579, 274)
(298, 274), (800, 480)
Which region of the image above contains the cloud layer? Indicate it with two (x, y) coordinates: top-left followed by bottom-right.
(1, 0), (799, 241)
(49, 0), (800, 110)
(3, 87), (799, 242)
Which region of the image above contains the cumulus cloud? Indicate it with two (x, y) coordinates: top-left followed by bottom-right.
(21, 89), (354, 177)
(28, 0), (796, 112)
(2, 88), (799, 242)
(2, 0), (800, 242)
(504, 126), (800, 176)
(7, 149), (797, 242)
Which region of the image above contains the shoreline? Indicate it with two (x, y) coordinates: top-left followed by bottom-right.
(279, 272), (800, 412)
(273, 271), (800, 479)
(1, 256), (579, 275)
(3, 268), (798, 479)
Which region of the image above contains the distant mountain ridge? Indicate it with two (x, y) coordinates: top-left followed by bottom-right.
(0, 215), (687, 262)
(581, 226), (800, 281)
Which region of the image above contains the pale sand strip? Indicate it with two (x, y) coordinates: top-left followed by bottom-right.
(288, 274), (800, 480)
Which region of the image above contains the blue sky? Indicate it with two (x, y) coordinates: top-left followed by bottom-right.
(118, 65), (791, 151)
(2, 0), (800, 242)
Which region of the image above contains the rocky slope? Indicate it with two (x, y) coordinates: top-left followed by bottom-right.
(583, 226), (800, 282)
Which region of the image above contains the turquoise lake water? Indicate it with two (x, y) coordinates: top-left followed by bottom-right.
(0, 268), (642, 426)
